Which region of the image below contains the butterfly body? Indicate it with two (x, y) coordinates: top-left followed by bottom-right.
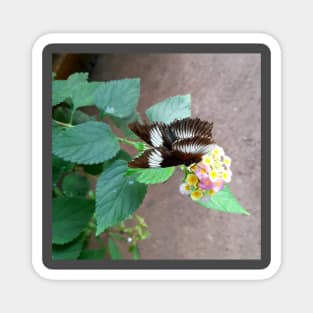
(128, 118), (214, 168)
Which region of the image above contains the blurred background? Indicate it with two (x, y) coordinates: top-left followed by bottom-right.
(53, 52), (261, 260)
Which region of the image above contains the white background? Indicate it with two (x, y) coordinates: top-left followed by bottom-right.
(1, 0), (311, 311)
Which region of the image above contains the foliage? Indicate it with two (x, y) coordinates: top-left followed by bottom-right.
(196, 185), (249, 215)
(52, 72), (249, 261)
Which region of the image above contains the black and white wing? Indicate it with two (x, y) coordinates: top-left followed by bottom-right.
(128, 121), (174, 149)
(128, 147), (172, 168)
(169, 118), (213, 141)
(129, 118), (214, 149)
(171, 137), (215, 165)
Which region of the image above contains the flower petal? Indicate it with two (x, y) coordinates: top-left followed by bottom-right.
(190, 189), (204, 201)
(186, 173), (198, 186)
(179, 183), (191, 195)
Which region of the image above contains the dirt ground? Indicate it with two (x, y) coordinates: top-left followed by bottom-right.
(91, 53), (261, 260)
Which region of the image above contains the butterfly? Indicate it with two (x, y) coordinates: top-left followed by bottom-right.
(128, 117), (215, 168)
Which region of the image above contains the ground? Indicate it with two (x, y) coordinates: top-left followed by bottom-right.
(91, 53), (261, 259)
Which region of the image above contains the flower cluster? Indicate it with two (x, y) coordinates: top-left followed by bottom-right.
(179, 145), (232, 201)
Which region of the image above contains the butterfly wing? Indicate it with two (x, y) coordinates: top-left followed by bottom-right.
(171, 137), (215, 166)
(169, 118), (213, 141)
(128, 146), (193, 168)
(128, 121), (174, 149)
(129, 118), (214, 148)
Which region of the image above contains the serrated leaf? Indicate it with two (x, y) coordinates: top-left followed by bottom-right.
(62, 173), (90, 197)
(108, 238), (122, 260)
(83, 150), (131, 176)
(79, 249), (105, 260)
(52, 197), (95, 244)
(146, 95), (191, 123)
(68, 72), (89, 84)
(52, 80), (70, 106)
(72, 82), (102, 109)
(127, 167), (176, 184)
(52, 154), (73, 187)
(95, 160), (147, 235)
(52, 72), (89, 106)
(53, 106), (95, 125)
(52, 236), (84, 260)
(53, 121), (120, 164)
(95, 78), (140, 118)
(197, 185), (250, 215)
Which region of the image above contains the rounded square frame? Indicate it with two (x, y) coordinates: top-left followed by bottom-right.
(32, 33), (281, 280)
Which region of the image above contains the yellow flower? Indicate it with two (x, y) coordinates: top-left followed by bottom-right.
(186, 173), (198, 186)
(224, 156), (231, 168)
(212, 146), (225, 159)
(222, 170), (232, 183)
(209, 170), (218, 182)
(202, 155), (212, 166)
(191, 189), (203, 201)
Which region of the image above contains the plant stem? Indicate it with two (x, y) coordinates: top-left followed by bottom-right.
(117, 137), (137, 145)
(69, 110), (75, 125)
(54, 120), (73, 128)
(117, 137), (147, 150)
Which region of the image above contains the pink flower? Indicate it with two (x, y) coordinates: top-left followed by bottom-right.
(198, 177), (214, 190)
(194, 164), (209, 180)
(211, 179), (225, 192)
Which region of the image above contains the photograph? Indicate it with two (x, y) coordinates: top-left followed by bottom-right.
(50, 49), (262, 264)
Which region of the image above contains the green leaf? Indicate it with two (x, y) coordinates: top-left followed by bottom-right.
(127, 167), (176, 184)
(129, 245), (140, 260)
(53, 106), (95, 125)
(52, 120), (65, 142)
(83, 150), (131, 176)
(79, 249), (105, 260)
(52, 197), (95, 244)
(95, 160), (147, 235)
(52, 80), (69, 106)
(72, 82), (102, 109)
(95, 78), (140, 118)
(52, 154), (73, 187)
(62, 173), (90, 197)
(108, 238), (122, 260)
(197, 185), (250, 215)
(52, 72), (89, 106)
(53, 121), (120, 164)
(102, 149), (131, 169)
(109, 111), (139, 139)
(146, 94), (191, 123)
(67, 72), (89, 84)
(52, 236), (84, 260)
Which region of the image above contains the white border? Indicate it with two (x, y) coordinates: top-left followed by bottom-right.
(32, 33), (281, 280)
